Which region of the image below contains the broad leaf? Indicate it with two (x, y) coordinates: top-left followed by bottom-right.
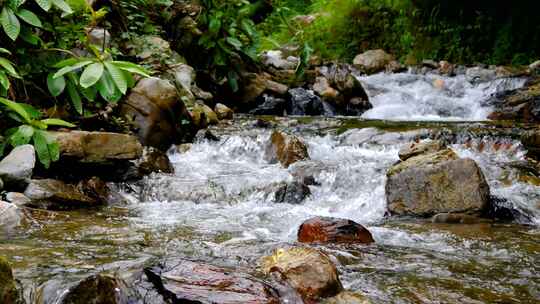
(1, 7), (21, 41)
(53, 57), (79, 68)
(33, 130), (51, 168)
(53, 60), (93, 78)
(41, 118), (75, 128)
(0, 97), (31, 123)
(0, 57), (20, 77)
(16, 9), (42, 27)
(10, 125), (34, 147)
(0, 71), (9, 90)
(19, 103), (42, 120)
(34, 0), (52, 11)
(111, 61), (151, 77)
(96, 70), (121, 103)
(47, 73), (66, 97)
(0, 48), (11, 55)
(66, 78), (82, 114)
(208, 16), (221, 35)
(80, 85), (97, 101)
(19, 26), (40, 45)
(79, 62), (104, 88)
(104, 61), (127, 94)
(225, 37), (242, 50)
(52, 0), (73, 16)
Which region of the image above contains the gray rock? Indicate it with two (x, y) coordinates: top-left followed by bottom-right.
(214, 103), (233, 120)
(0, 200), (23, 234)
(88, 27), (111, 48)
(4, 192), (31, 207)
(261, 50), (299, 70)
(386, 149), (490, 216)
(275, 181), (311, 204)
(353, 49), (394, 74)
(398, 140), (446, 161)
(0, 177), (3, 190)
(0, 144), (35, 186)
(529, 60), (540, 73)
(466, 67), (496, 83)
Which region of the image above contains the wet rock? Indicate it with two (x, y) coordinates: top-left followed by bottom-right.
(250, 95), (287, 115)
(466, 66), (496, 83)
(422, 59), (439, 69)
(195, 129), (220, 142)
(288, 88), (326, 115)
(438, 61), (454, 75)
(23, 177), (113, 210)
(313, 76), (340, 100)
(0, 144), (35, 188)
(261, 50), (299, 70)
(487, 78), (540, 122)
(214, 103), (234, 120)
(486, 195), (535, 223)
(264, 131), (310, 168)
(4, 192), (31, 207)
(168, 63), (196, 101)
(353, 49), (394, 74)
(120, 77), (193, 151)
(288, 160), (327, 184)
(275, 181), (311, 204)
(53, 131), (142, 163)
(88, 27), (111, 48)
(385, 60), (405, 73)
(0, 177), (3, 190)
(322, 291), (372, 304)
(530, 60), (540, 73)
(521, 128), (540, 160)
(190, 102), (219, 128)
(386, 149), (490, 216)
(0, 201), (23, 234)
(0, 256), (22, 304)
(398, 140), (446, 161)
(298, 217), (374, 244)
(431, 212), (485, 224)
(135, 147), (174, 175)
(261, 247), (343, 301)
(240, 73), (288, 105)
(61, 273), (139, 304)
(145, 259), (280, 304)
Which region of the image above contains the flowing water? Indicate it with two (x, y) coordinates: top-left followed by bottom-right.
(1, 72), (539, 303)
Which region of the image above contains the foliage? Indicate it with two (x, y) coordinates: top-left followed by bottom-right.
(0, 47), (20, 94)
(0, 97), (74, 167)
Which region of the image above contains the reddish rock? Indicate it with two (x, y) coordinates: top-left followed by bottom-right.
(298, 217), (374, 244)
(264, 131), (310, 168)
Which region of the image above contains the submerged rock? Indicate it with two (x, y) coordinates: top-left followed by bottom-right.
(0, 256), (22, 304)
(0, 144), (35, 187)
(61, 273), (139, 304)
(398, 140), (446, 161)
(288, 88), (326, 116)
(297, 217), (374, 244)
(353, 49), (394, 74)
(145, 259), (280, 304)
(264, 131), (310, 168)
(386, 149), (490, 217)
(275, 181), (311, 204)
(431, 212), (486, 224)
(261, 247), (343, 301)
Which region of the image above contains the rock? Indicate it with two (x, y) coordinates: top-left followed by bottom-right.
(261, 247), (343, 301)
(145, 259), (280, 304)
(521, 128), (540, 160)
(125, 35), (185, 69)
(250, 95), (287, 115)
(466, 67), (496, 83)
(292, 14), (317, 26)
(0, 201), (23, 234)
(386, 149), (490, 216)
(0, 257), (22, 304)
(120, 77), (193, 151)
(353, 49), (394, 74)
(135, 147), (174, 175)
(422, 59), (439, 69)
(398, 140), (446, 161)
(24, 177), (113, 210)
(195, 129), (220, 142)
(487, 77), (540, 122)
(61, 274), (139, 304)
(275, 181), (311, 204)
(297, 217), (374, 244)
(190, 102), (219, 128)
(0, 177), (3, 190)
(0, 144), (35, 187)
(261, 50), (299, 70)
(4, 192), (31, 207)
(240, 73), (288, 105)
(169, 63), (195, 100)
(385, 60), (405, 73)
(214, 103), (234, 120)
(322, 291), (372, 304)
(313, 77), (340, 101)
(288, 88), (326, 115)
(530, 60), (540, 73)
(431, 212), (484, 224)
(264, 131), (310, 168)
(438, 61), (454, 75)
(87, 27), (111, 48)
(53, 131), (142, 163)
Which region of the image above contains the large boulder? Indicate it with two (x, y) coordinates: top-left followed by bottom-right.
(386, 148), (490, 216)
(145, 259), (280, 303)
(61, 273), (139, 304)
(288, 87), (328, 116)
(298, 217), (374, 244)
(521, 128), (540, 160)
(0, 257), (22, 304)
(487, 77), (540, 122)
(261, 247), (343, 301)
(0, 144), (35, 187)
(120, 77), (194, 151)
(264, 131), (310, 168)
(353, 49), (394, 74)
(53, 131), (142, 163)
(23, 177), (114, 210)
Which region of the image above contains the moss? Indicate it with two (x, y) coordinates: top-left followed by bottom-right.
(0, 256), (20, 304)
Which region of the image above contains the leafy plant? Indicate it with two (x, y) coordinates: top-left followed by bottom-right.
(49, 47), (151, 115)
(0, 97), (74, 168)
(0, 0), (73, 42)
(0, 47), (20, 94)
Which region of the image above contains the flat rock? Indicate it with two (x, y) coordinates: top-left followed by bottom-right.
(145, 259), (280, 304)
(298, 217), (374, 244)
(398, 140), (446, 161)
(0, 144), (35, 186)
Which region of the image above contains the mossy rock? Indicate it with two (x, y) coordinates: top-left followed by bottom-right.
(0, 256), (22, 304)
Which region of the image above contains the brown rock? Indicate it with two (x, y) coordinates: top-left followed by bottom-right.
(313, 77), (340, 101)
(0, 256), (22, 304)
(261, 247), (343, 301)
(135, 147), (174, 175)
(521, 128), (540, 160)
(398, 140), (446, 161)
(264, 131), (309, 168)
(353, 50), (394, 74)
(439, 61), (454, 75)
(298, 217), (374, 244)
(431, 213), (485, 224)
(61, 274), (138, 304)
(322, 291), (372, 304)
(190, 102), (219, 129)
(214, 103), (234, 120)
(145, 259), (280, 304)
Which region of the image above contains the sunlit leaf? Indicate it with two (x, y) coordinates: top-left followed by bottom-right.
(79, 62), (104, 88)
(47, 73), (66, 97)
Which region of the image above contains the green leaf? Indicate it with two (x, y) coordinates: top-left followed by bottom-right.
(228, 71), (239, 92)
(80, 85), (97, 101)
(111, 61), (151, 77)
(52, 0), (73, 16)
(19, 26), (40, 45)
(9, 0), (26, 9)
(0, 71), (10, 90)
(33, 130), (51, 168)
(1, 7), (21, 41)
(208, 16), (221, 35)
(53, 60), (93, 79)
(34, 0), (52, 11)
(96, 70), (121, 103)
(41, 118), (75, 128)
(16, 9), (42, 27)
(48, 141), (59, 162)
(53, 58), (79, 68)
(0, 57), (20, 78)
(0, 97), (31, 123)
(79, 62), (104, 88)
(104, 61), (127, 94)
(19, 103), (41, 120)
(47, 73), (66, 97)
(225, 37), (242, 50)
(10, 125), (34, 147)
(66, 78), (82, 114)
(0, 48), (12, 55)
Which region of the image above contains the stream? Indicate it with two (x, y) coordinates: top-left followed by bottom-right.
(1, 72), (539, 303)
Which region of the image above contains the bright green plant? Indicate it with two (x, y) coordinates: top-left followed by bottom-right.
(0, 47), (20, 94)
(0, 97), (74, 167)
(49, 47), (151, 115)
(0, 0), (73, 42)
